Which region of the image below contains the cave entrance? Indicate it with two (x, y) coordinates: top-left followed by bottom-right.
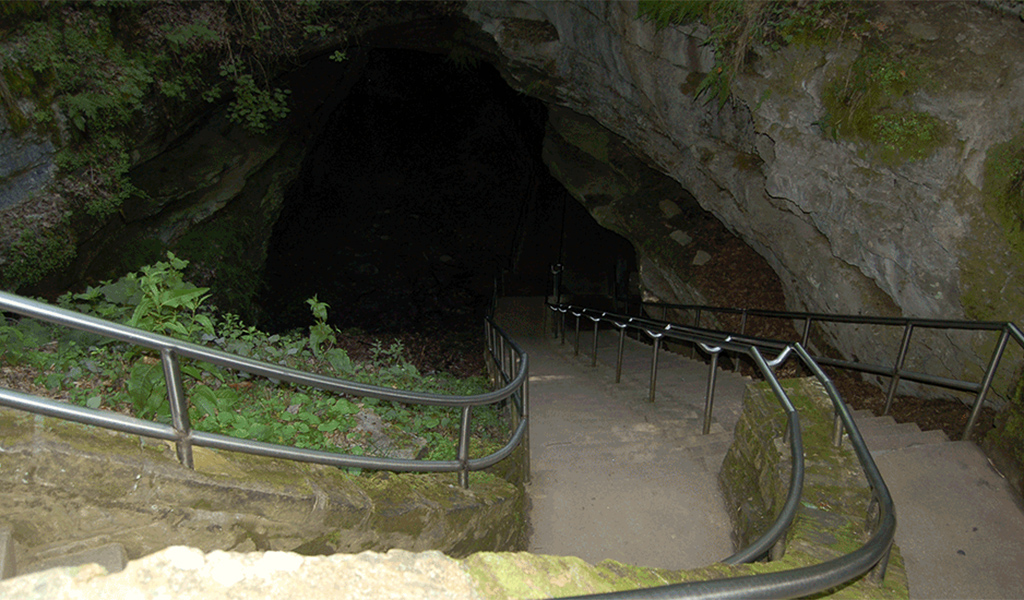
(258, 48), (636, 334)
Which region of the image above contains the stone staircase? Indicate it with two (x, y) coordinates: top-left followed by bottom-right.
(0, 527), (128, 580)
(842, 409), (1024, 599)
(849, 409), (950, 455)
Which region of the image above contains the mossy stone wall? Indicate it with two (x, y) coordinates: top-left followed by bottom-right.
(0, 406), (525, 569)
(719, 378), (908, 598)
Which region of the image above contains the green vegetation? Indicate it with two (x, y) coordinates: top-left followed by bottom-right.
(982, 125), (1024, 258)
(638, 0), (865, 107)
(174, 215), (264, 322)
(0, 1), (379, 289)
(820, 43), (947, 165)
(0, 254), (506, 463)
(4, 222), (76, 290)
(1, 1), (358, 219)
(639, 1), (945, 166)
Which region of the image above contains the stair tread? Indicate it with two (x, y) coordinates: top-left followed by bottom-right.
(858, 428), (949, 452)
(19, 542), (127, 576)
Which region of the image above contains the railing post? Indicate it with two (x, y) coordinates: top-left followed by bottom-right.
(573, 312), (581, 356)
(690, 308), (702, 359)
(522, 368), (531, 484)
(485, 323), (496, 384)
(591, 317), (600, 367)
(491, 324), (500, 382)
(648, 333), (663, 403)
(161, 348), (193, 469)
(506, 341), (514, 382)
(511, 355), (521, 430)
(740, 309), (748, 336)
(964, 327), (1011, 439)
(801, 317), (812, 347)
(560, 309), (567, 344)
(615, 323), (627, 383)
(702, 351), (720, 434)
(551, 263), (562, 306)
(883, 323), (915, 415)
(498, 335), (507, 382)
(458, 405), (472, 488)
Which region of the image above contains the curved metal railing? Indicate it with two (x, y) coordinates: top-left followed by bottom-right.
(551, 303), (896, 600)
(0, 290), (528, 488)
(640, 301), (1024, 439)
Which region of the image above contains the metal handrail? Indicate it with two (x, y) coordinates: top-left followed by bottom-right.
(642, 301), (1024, 439)
(551, 303), (896, 599)
(0, 290), (528, 488)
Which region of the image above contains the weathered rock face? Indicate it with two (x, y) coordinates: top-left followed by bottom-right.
(3, 2), (1023, 397)
(462, 1), (1024, 394)
(73, 54), (368, 320)
(0, 113), (56, 213)
(0, 407), (525, 570)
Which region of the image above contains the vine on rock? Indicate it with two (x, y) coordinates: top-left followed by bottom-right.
(0, 0), (385, 290)
(637, 0), (865, 107)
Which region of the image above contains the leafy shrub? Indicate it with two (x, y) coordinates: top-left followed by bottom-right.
(0, 0), (375, 266)
(1, 254), (504, 462)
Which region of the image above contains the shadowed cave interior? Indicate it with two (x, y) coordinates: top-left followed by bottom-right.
(258, 49), (637, 335)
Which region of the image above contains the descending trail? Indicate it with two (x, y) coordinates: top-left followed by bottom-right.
(495, 297), (1024, 598)
(494, 297), (749, 570)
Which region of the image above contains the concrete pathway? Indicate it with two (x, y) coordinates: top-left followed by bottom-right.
(872, 440), (1024, 599)
(496, 297), (1024, 598)
(496, 298), (749, 570)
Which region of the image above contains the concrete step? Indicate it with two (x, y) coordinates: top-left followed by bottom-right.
(847, 409), (949, 454)
(0, 524), (128, 579)
(18, 542), (127, 576)
(855, 418), (924, 438)
(0, 526), (15, 580)
(857, 429), (948, 454)
(873, 441), (1024, 598)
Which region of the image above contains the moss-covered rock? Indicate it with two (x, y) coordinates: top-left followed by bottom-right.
(0, 406), (525, 568)
(718, 378), (907, 599)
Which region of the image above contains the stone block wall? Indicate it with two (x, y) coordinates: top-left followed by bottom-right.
(718, 377), (908, 598)
(0, 406), (525, 573)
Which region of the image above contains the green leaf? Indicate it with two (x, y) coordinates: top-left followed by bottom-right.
(334, 398), (359, 415)
(317, 421), (339, 433)
(159, 286), (209, 308)
(192, 385), (219, 416)
(163, 321), (189, 336)
(325, 348), (354, 376)
(180, 364), (204, 379)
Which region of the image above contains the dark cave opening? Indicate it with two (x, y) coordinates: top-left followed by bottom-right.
(258, 49), (636, 334)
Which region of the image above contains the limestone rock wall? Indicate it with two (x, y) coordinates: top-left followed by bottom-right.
(718, 377), (908, 598)
(0, 407), (525, 570)
(3, 2), (1023, 397)
(464, 1), (1024, 394)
